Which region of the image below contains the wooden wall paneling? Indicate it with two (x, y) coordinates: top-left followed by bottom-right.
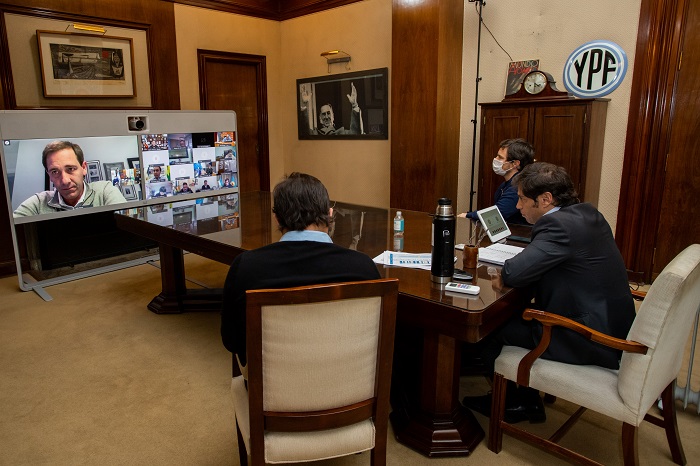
(0, 1), (179, 109)
(390, 0), (463, 213)
(615, 0), (688, 282)
(651, 0), (700, 277)
(166, 0), (363, 21)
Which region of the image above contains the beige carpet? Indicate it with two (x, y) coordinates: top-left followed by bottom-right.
(0, 255), (698, 465)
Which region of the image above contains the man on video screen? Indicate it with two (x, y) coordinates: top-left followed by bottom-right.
(13, 141), (126, 217)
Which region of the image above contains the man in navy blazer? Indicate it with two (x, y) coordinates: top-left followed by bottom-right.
(464, 162), (635, 423)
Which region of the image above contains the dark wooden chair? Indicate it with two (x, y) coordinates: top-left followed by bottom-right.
(488, 244), (700, 465)
(231, 278), (398, 466)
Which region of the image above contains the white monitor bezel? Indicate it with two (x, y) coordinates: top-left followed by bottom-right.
(0, 109), (237, 293)
(476, 205), (512, 243)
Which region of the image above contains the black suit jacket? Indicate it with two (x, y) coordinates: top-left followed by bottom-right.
(221, 240), (381, 365)
(501, 203), (635, 368)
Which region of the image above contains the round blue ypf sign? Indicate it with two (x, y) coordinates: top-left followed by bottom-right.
(563, 40), (628, 98)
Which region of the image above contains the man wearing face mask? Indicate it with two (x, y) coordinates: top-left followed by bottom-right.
(458, 138), (535, 224)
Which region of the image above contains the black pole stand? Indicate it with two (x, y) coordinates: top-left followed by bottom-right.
(467, 0), (485, 213)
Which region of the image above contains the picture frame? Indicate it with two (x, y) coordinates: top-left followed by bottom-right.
(297, 67), (388, 140)
(127, 157), (140, 169)
(103, 162), (125, 182)
(36, 30), (136, 98)
(86, 160), (102, 183)
(121, 184), (137, 201)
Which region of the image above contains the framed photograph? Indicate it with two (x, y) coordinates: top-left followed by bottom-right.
(127, 157), (140, 169)
(36, 30), (136, 98)
(121, 184), (137, 201)
(86, 160), (102, 183)
(103, 162), (125, 182)
(297, 67), (388, 140)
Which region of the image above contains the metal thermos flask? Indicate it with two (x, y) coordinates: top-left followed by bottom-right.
(431, 198), (455, 283)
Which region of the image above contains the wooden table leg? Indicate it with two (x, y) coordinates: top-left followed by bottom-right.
(390, 326), (484, 456)
(147, 243), (223, 314)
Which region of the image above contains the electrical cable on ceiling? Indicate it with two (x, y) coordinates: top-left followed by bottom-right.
(474, 3), (513, 61)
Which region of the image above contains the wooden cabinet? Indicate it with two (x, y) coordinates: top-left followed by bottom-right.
(477, 98), (608, 210)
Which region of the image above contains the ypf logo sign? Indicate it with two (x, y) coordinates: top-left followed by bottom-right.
(563, 40), (627, 98)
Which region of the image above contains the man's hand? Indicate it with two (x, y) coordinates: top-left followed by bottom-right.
(347, 82), (359, 111)
(488, 266), (504, 291)
(300, 84), (312, 108)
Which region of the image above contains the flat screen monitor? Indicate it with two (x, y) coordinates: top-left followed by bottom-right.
(0, 110), (237, 291)
(476, 205), (511, 243)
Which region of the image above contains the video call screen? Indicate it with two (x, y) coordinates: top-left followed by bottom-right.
(3, 131), (237, 223)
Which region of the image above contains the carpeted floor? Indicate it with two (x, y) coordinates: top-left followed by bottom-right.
(0, 254), (698, 465)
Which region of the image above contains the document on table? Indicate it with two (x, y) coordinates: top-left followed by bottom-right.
(373, 251), (432, 270)
(477, 243), (524, 266)
(373, 251), (458, 271)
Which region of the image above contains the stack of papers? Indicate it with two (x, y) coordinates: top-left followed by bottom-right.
(373, 251), (432, 270)
(478, 243), (524, 266)
(373, 251), (459, 271)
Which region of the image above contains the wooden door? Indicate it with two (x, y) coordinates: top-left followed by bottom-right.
(477, 106), (529, 210)
(531, 104), (587, 198)
(653, 0), (700, 277)
(198, 50), (270, 192)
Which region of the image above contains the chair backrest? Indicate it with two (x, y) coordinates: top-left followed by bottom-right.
(619, 244), (700, 420)
(245, 278), (398, 454)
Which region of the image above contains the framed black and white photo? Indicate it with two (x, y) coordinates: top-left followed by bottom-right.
(297, 67), (388, 140)
(103, 162), (125, 182)
(121, 184), (137, 200)
(86, 160), (102, 183)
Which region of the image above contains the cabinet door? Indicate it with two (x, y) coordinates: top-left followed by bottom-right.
(478, 106), (529, 210)
(531, 104), (588, 198)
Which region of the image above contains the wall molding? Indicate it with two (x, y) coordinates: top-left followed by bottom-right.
(167, 0), (363, 21)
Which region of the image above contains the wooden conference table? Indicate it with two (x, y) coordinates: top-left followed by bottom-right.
(114, 191), (531, 457)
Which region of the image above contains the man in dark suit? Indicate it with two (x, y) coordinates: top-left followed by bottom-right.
(463, 162), (635, 423)
(221, 172), (380, 372)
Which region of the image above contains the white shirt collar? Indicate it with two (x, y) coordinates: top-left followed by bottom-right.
(280, 230), (333, 243)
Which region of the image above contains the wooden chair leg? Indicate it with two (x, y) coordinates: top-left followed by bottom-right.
(659, 381), (687, 465)
(488, 372), (508, 453)
(621, 422), (639, 466)
(371, 424), (387, 466)
(236, 420), (248, 466)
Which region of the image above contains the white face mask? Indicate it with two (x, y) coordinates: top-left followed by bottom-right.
(492, 158), (515, 176)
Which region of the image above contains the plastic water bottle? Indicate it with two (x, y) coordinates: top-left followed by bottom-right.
(431, 198), (455, 283)
(393, 211), (405, 236)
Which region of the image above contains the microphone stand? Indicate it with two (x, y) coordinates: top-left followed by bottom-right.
(467, 0), (485, 213)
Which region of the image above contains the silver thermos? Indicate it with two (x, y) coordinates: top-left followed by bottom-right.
(431, 198), (455, 283)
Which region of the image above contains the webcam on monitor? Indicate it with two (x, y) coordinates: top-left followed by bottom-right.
(127, 116), (148, 132)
